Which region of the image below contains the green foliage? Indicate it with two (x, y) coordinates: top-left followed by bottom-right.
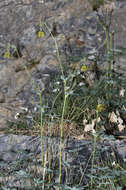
(45, 58), (126, 132)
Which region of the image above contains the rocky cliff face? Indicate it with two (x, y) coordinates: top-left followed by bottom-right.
(0, 0), (126, 130)
(0, 0), (100, 129)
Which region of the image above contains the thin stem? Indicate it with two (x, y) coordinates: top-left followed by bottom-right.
(44, 23), (64, 78)
(59, 80), (67, 184)
(90, 111), (99, 189)
(39, 92), (44, 167)
(43, 21), (67, 185)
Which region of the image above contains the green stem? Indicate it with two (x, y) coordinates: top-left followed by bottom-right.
(90, 111), (99, 189)
(59, 80), (67, 184)
(39, 92), (44, 167)
(44, 23), (64, 78)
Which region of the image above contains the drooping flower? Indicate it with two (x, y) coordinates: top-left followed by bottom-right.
(3, 51), (11, 59)
(96, 104), (104, 112)
(81, 65), (88, 72)
(61, 34), (65, 40)
(37, 31), (45, 38)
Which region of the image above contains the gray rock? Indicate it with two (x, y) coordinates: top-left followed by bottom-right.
(0, 134), (92, 188)
(108, 139), (126, 162)
(0, 134), (125, 189)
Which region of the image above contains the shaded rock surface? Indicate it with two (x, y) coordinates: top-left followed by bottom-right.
(0, 134), (92, 188)
(0, 134), (125, 189)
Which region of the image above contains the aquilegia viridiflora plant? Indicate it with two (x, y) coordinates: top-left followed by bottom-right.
(2, 11), (126, 188)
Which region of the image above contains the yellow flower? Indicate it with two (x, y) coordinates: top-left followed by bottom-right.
(3, 51), (11, 59)
(96, 104), (104, 112)
(37, 31), (45, 38)
(61, 34), (65, 40)
(81, 65), (88, 72)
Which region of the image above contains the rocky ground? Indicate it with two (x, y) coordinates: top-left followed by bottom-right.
(0, 133), (125, 189)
